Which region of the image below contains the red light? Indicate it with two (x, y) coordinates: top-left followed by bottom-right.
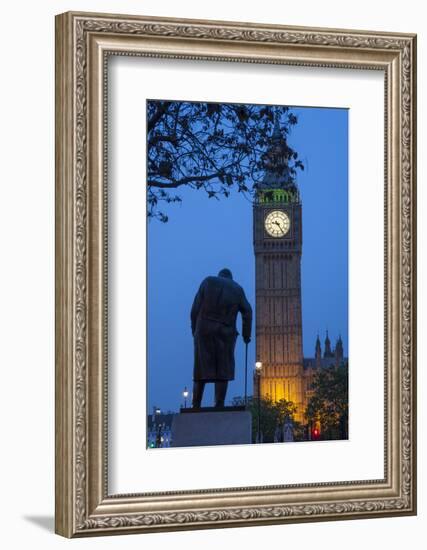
(314, 429), (318, 436)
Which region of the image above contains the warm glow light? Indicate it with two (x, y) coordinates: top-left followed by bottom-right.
(255, 361), (262, 373)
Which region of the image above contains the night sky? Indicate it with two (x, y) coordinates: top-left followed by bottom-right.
(147, 105), (348, 413)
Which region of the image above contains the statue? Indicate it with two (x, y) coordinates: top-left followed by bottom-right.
(190, 268), (252, 408)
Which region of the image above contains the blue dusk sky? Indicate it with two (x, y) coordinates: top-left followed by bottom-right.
(147, 105), (348, 413)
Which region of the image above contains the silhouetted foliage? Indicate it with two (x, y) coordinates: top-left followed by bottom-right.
(232, 395), (297, 443)
(147, 100), (303, 221)
(305, 363), (349, 440)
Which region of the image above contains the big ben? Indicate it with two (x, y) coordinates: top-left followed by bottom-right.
(253, 116), (305, 422)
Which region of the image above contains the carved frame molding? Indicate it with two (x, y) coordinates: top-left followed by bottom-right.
(55, 11), (416, 537)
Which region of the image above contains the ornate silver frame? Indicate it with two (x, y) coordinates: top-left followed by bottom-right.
(55, 11), (417, 537)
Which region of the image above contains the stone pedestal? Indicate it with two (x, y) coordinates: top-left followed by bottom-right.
(171, 407), (252, 448)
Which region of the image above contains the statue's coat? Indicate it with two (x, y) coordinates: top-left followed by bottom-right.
(191, 275), (252, 381)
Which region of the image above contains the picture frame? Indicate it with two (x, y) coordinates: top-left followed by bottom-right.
(55, 11), (417, 537)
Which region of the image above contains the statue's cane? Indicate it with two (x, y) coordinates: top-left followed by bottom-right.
(244, 342), (248, 407)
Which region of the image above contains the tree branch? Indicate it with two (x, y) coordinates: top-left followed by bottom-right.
(147, 101), (172, 133)
(148, 172), (224, 189)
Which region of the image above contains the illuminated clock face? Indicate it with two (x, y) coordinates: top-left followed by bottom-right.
(264, 210), (290, 238)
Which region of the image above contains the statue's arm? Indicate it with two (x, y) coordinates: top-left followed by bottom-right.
(239, 289), (253, 343)
(191, 281), (205, 335)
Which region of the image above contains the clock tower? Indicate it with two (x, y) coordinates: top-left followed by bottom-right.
(253, 117), (305, 422)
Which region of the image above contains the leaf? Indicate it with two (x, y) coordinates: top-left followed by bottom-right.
(146, 99), (302, 221)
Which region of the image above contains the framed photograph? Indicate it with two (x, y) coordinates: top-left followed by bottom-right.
(55, 11), (417, 537)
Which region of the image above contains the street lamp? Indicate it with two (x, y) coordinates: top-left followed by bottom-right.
(156, 423), (164, 448)
(182, 386), (189, 409)
(154, 407), (161, 448)
(255, 361), (262, 443)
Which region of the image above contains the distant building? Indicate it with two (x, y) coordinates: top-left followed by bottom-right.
(147, 411), (174, 448)
(303, 332), (348, 405)
(253, 115), (348, 425)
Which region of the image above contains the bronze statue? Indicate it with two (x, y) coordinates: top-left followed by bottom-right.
(191, 268), (252, 408)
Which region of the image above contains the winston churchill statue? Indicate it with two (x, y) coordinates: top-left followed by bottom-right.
(190, 268), (252, 408)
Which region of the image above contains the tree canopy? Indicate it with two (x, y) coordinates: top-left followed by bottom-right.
(147, 100), (303, 221)
(232, 395), (298, 443)
(305, 363), (348, 440)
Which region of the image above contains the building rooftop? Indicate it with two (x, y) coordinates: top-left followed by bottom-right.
(303, 357), (348, 371)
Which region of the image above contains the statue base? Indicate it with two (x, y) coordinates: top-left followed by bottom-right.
(171, 408), (252, 447)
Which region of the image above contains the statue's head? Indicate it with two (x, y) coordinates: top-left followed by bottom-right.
(218, 268), (233, 280)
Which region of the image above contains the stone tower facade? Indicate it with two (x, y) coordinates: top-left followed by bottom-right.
(253, 117), (305, 422)
(253, 117), (347, 427)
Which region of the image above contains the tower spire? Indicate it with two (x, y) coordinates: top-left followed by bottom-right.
(315, 334), (321, 357)
(335, 334), (344, 366)
(315, 334), (322, 368)
(272, 109), (282, 140)
(259, 109), (294, 190)
(324, 330), (333, 358)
